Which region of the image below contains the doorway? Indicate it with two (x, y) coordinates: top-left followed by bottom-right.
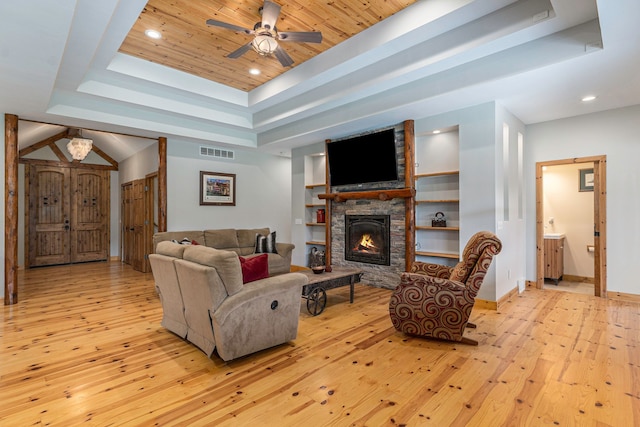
(25, 165), (110, 267)
(121, 173), (157, 273)
(535, 156), (606, 297)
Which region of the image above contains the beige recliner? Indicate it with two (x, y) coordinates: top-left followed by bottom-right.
(150, 242), (308, 361)
(148, 242), (189, 338)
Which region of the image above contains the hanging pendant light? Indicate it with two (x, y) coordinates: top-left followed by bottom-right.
(67, 129), (93, 160)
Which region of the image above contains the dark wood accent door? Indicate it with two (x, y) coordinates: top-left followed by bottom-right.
(132, 180), (146, 272)
(122, 182), (133, 266)
(70, 169), (109, 263)
(27, 165), (109, 267)
(27, 165), (71, 267)
(121, 178), (148, 272)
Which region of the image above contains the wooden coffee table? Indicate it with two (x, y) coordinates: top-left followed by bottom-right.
(300, 267), (363, 315)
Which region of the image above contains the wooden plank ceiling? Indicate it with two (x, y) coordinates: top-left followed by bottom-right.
(119, 0), (416, 92)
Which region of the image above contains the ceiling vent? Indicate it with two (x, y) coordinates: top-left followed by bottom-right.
(200, 145), (235, 160)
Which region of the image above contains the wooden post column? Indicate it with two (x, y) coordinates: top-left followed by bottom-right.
(5, 114), (18, 305)
(158, 137), (167, 232)
(404, 120), (415, 271)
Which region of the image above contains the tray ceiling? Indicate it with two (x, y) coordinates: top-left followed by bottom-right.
(119, 0), (416, 91)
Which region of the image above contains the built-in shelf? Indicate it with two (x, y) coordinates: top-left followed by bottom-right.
(416, 226), (460, 231)
(414, 130), (460, 264)
(415, 170), (459, 179)
(415, 250), (460, 259)
(304, 157), (328, 267)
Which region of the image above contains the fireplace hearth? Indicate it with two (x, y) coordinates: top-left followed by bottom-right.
(345, 215), (391, 266)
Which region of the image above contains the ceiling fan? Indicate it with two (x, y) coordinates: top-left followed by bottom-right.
(206, 0), (322, 67)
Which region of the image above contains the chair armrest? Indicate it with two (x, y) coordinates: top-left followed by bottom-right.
(410, 261), (454, 279)
(275, 242), (295, 259)
(399, 272), (466, 295)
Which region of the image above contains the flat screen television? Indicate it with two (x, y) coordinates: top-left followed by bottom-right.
(327, 128), (398, 186)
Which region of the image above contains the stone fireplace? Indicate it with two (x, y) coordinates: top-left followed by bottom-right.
(345, 214), (391, 266)
(322, 122), (413, 289)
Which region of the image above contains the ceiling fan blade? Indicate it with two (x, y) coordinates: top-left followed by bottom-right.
(227, 43), (253, 59)
(261, 1), (281, 30)
(273, 45), (294, 67)
(206, 19), (253, 35)
(278, 31), (322, 43)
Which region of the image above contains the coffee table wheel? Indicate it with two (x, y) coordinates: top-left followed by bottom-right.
(306, 287), (327, 316)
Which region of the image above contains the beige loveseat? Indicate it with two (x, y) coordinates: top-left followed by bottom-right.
(149, 241), (308, 361)
(153, 228), (294, 276)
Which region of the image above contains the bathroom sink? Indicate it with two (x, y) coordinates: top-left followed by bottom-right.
(544, 232), (565, 239)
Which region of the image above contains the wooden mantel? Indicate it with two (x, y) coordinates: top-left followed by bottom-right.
(319, 188), (415, 202)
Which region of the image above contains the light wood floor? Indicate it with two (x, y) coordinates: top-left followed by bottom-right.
(543, 279), (595, 296)
(1, 262), (639, 426)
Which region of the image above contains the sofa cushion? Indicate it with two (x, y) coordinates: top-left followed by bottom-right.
(155, 241), (187, 258)
(239, 254), (269, 283)
(182, 245), (244, 296)
(204, 229), (240, 252)
(237, 228), (270, 255)
(255, 231), (278, 254)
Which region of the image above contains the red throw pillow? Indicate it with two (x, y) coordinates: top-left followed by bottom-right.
(239, 254), (269, 284)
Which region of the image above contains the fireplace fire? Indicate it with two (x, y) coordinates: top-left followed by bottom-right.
(354, 234), (378, 253)
(345, 215), (390, 265)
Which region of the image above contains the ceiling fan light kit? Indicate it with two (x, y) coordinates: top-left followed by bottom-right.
(252, 31), (278, 55)
(206, 0), (322, 67)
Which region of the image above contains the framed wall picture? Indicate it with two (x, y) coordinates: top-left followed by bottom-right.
(579, 168), (594, 192)
(200, 171), (236, 205)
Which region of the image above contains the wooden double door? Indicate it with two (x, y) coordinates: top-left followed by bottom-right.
(26, 165), (110, 267)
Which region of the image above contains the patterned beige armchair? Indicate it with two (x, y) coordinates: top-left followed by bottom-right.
(389, 231), (502, 345)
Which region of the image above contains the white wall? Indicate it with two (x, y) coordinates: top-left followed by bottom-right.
(526, 104), (640, 295)
(495, 105), (527, 297)
(543, 163), (595, 278)
(166, 139), (293, 244)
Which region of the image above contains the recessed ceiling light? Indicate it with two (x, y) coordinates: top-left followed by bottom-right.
(145, 29), (162, 39)
(249, 68), (261, 76)
(433, 130), (441, 134)
(582, 95), (597, 102)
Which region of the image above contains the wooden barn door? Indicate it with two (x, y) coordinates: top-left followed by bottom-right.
(27, 165), (71, 267)
(27, 165), (109, 267)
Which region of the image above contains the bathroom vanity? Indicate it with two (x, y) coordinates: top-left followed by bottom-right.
(544, 233), (565, 284)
